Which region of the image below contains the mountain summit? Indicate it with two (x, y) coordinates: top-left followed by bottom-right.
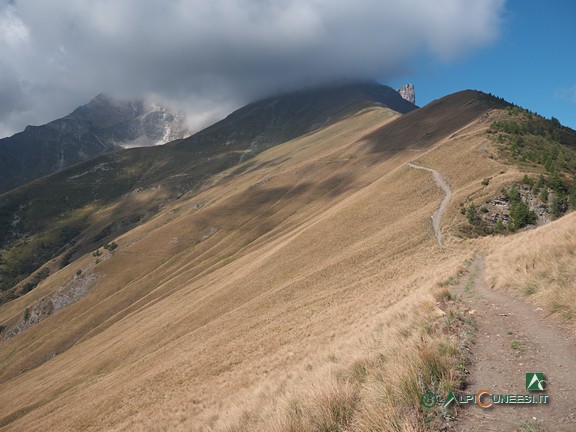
(69, 94), (188, 148)
(0, 94), (188, 194)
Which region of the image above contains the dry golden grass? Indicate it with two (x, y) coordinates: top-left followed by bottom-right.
(484, 212), (576, 328)
(0, 102), (529, 431)
(215, 298), (471, 432)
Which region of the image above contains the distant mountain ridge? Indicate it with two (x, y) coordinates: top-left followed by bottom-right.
(0, 94), (188, 194)
(176, 81), (418, 155)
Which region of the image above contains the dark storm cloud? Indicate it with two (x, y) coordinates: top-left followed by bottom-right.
(0, 0), (505, 137)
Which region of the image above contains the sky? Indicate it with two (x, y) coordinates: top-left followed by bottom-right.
(0, 0), (574, 138)
(390, 0), (576, 129)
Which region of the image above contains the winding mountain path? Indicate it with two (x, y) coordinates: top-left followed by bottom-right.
(408, 162), (452, 247)
(408, 161), (576, 429)
(455, 258), (576, 431)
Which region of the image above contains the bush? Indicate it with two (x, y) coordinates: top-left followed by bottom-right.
(510, 200), (536, 229)
(508, 185), (521, 204)
(494, 219), (506, 234)
(104, 241), (118, 251)
(522, 175), (534, 187)
(550, 195), (563, 220)
(466, 204), (479, 224)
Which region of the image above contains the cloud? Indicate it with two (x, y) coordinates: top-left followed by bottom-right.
(555, 85), (576, 104)
(0, 0), (506, 138)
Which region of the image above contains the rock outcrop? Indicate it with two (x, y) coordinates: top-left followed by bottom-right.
(397, 84), (416, 104)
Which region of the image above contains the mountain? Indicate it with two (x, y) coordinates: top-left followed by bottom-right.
(0, 81), (416, 303)
(70, 94), (188, 148)
(176, 80), (417, 154)
(0, 94), (188, 194)
(1, 85), (575, 431)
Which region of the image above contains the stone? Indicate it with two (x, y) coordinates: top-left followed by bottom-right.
(397, 83), (416, 104)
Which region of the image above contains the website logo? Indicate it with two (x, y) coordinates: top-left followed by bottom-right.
(526, 373), (545, 391)
(421, 373), (549, 409)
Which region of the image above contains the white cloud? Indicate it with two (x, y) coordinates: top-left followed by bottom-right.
(554, 85), (576, 104)
(0, 5), (29, 48)
(560, 85), (576, 104)
(0, 0), (506, 137)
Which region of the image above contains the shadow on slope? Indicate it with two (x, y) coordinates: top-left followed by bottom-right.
(0, 82), (412, 303)
(364, 90), (508, 152)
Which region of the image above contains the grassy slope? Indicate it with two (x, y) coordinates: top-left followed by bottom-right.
(0, 142), (247, 300)
(484, 212), (576, 325)
(0, 91), (573, 431)
(0, 82), (416, 303)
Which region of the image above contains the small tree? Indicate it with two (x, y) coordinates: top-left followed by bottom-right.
(521, 175), (534, 187)
(550, 194), (562, 219)
(550, 171), (565, 193)
(466, 204), (479, 224)
(539, 188), (549, 203)
(494, 218), (505, 234)
(509, 186), (521, 203)
(23, 308), (30, 322)
(510, 199), (536, 229)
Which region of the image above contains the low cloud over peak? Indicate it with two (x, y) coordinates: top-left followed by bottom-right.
(0, 0), (505, 138)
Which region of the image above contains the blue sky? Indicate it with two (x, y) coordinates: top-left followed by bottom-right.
(390, 0), (576, 129)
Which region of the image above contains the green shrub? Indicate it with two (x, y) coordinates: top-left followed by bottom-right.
(466, 204), (479, 224)
(508, 186), (521, 204)
(521, 175), (534, 187)
(494, 219), (506, 234)
(510, 200), (536, 229)
(550, 194), (563, 220)
(104, 241), (118, 251)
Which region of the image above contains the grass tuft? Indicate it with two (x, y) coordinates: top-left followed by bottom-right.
(519, 419), (544, 432)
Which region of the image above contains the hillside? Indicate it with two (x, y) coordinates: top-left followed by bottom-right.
(0, 94), (188, 194)
(0, 88), (575, 431)
(176, 81), (417, 153)
(0, 82), (416, 304)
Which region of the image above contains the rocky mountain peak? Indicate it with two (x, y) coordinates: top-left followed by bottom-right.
(70, 94), (189, 148)
(0, 94), (190, 194)
(397, 83), (416, 104)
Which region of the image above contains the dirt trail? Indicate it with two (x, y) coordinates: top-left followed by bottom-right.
(456, 258), (576, 431)
(408, 162), (452, 247)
